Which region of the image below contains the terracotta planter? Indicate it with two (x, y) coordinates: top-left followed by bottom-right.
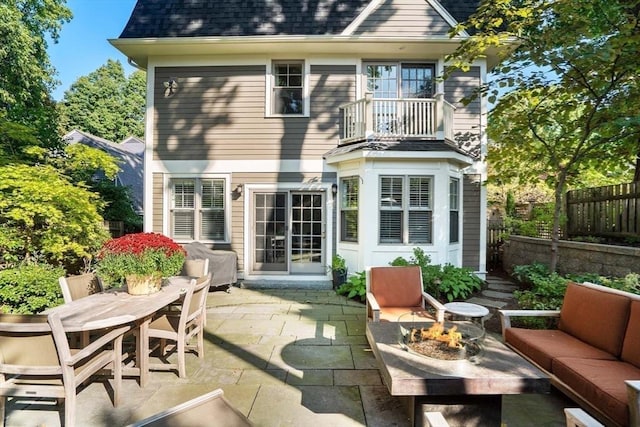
(125, 274), (163, 295)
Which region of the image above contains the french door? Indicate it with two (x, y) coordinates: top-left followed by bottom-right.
(251, 191), (326, 274)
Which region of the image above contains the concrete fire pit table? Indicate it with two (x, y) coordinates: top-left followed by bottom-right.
(366, 321), (550, 426)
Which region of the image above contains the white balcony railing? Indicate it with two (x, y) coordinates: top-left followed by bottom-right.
(339, 93), (455, 144)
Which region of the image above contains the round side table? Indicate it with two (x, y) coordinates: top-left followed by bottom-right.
(443, 302), (490, 333)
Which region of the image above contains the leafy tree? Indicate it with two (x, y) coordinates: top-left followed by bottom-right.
(448, 0), (640, 271)
(0, 164), (110, 269)
(0, 0), (71, 147)
(58, 60), (146, 141)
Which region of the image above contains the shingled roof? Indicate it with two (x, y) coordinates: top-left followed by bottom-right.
(119, 0), (480, 39)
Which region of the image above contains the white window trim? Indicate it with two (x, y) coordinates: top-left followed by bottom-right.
(164, 174), (231, 244)
(265, 59), (310, 118)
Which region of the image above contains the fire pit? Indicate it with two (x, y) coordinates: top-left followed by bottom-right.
(398, 313), (483, 361)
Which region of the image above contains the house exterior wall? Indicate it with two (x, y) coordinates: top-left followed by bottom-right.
(445, 66), (482, 156)
(152, 64), (355, 161)
(150, 60), (354, 276)
(463, 174), (481, 269)
(119, 0), (491, 285)
(353, 0), (452, 36)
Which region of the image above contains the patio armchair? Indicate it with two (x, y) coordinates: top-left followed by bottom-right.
(366, 266), (446, 323)
(148, 273), (212, 378)
(0, 312), (130, 427)
(59, 272), (103, 304)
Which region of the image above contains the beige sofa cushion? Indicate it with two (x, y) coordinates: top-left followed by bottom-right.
(558, 282), (631, 357)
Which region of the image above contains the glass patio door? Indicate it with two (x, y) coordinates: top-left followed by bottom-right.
(253, 192), (287, 272)
(290, 192), (325, 274)
(251, 191), (326, 274)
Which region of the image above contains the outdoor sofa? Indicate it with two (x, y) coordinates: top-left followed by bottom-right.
(499, 281), (640, 426)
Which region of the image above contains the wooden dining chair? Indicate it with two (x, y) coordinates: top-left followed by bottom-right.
(0, 312), (130, 427)
(148, 273), (212, 378)
(129, 388), (252, 426)
(180, 258), (210, 278)
(59, 272), (103, 304)
(365, 266), (446, 323)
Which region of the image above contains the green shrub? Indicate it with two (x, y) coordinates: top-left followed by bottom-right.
(390, 247), (483, 302)
(511, 263), (640, 328)
(336, 271), (366, 301)
(0, 263), (65, 313)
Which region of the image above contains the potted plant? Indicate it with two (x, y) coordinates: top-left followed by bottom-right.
(96, 232), (186, 294)
(331, 254), (348, 289)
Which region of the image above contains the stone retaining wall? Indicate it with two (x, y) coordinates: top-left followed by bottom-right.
(502, 235), (640, 277)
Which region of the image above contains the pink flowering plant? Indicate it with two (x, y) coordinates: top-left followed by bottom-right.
(96, 232), (186, 287)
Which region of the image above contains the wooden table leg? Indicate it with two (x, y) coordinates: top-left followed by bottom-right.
(138, 316), (151, 388)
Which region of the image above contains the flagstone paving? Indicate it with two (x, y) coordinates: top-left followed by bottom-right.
(3, 281), (575, 426)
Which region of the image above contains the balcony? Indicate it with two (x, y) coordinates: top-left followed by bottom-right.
(339, 93), (455, 144)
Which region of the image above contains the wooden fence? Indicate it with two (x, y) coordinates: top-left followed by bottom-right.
(487, 220), (508, 269)
(103, 221), (125, 238)
(566, 182), (640, 238)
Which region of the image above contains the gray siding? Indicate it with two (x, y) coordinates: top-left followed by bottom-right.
(354, 0), (451, 36)
(152, 173), (164, 233)
(463, 174), (481, 270)
(154, 65), (355, 161)
(444, 66), (482, 157)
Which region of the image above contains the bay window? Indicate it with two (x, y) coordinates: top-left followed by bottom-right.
(449, 178), (459, 243)
(340, 177), (359, 242)
(379, 175), (432, 244)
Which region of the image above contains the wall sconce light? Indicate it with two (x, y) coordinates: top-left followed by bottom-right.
(231, 183), (243, 200)
(331, 183), (338, 198)
(163, 77), (178, 97)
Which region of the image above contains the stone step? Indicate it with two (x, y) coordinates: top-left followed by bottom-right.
(482, 289), (514, 300)
(466, 297), (508, 309)
(487, 283), (519, 292)
(486, 277), (516, 285)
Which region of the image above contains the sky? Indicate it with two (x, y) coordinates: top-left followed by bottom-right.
(48, 0), (139, 101)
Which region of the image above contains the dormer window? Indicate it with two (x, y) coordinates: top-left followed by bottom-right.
(272, 61), (304, 115)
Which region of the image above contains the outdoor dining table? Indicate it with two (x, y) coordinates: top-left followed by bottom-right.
(46, 276), (192, 387)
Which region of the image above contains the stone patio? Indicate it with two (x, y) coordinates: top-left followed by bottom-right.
(2, 286), (576, 426)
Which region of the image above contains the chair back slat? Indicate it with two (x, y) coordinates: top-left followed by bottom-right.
(0, 314), (60, 368)
(181, 259), (209, 278)
(187, 273), (212, 319)
(59, 273), (103, 303)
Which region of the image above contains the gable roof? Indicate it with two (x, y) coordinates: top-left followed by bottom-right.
(119, 0), (479, 39)
(64, 130), (144, 214)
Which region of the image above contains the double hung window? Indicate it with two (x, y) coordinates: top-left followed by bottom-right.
(340, 177), (359, 242)
(170, 178), (226, 242)
(379, 176), (433, 244)
(272, 61), (304, 115)
(449, 178), (460, 243)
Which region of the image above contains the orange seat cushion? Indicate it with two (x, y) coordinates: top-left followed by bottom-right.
(553, 357), (640, 427)
(370, 266), (423, 308)
(621, 300), (640, 368)
(378, 307), (434, 322)
(559, 282), (631, 357)
(505, 328), (616, 372)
